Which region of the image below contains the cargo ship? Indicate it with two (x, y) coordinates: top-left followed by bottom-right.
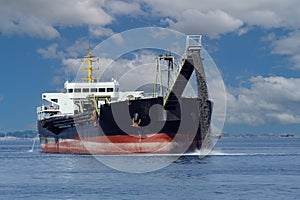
(37, 35), (213, 154)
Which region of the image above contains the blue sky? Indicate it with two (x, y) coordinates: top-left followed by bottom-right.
(0, 0), (299, 135)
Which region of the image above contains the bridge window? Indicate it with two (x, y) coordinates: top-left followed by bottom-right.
(91, 88), (97, 92)
(68, 89), (73, 93)
(74, 88), (81, 93)
(98, 88), (105, 92)
(107, 88), (114, 92)
(82, 88), (89, 93)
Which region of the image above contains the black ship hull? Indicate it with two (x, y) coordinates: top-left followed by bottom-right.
(38, 97), (213, 154)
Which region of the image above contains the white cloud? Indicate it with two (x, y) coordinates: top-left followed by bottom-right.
(92, 51), (157, 87)
(238, 8), (282, 28)
(261, 32), (276, 42)
(37, 38), (91, 60)
(62, 58), (82, 76)
(2, 0), (300, 41)
(137, 0), (300, 69)
(64, 38), (91, 58)
(266, 113), (300, 124)
(89, 26), (114, 38)
(37, 44), (59, 59)
(0, 0), (112, 39)
(237, 26), (252, 36)
(271, 30), (300, 69)
(139, 0), (300, 36)
(61, 50), (170, 90)
(271, 31), (300, 55)
(226, 76), (300, 125)
(110, 33), (125, 46)
(165, 9), (243, 38)
(106, 1), (143, 16)
(0, 14), (60, 39)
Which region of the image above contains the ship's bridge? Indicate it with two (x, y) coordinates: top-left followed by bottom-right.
(37, 78), (144, 120)
(37, 48), (144, 120)
(37, 80), (119, 120)
(64, 79), (119, 100)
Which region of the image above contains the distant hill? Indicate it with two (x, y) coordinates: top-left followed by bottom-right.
(0, 130), (38, 139)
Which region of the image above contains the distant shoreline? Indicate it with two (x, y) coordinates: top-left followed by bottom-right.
(0, 130), (38, 140)
(0, 131), (299, 141)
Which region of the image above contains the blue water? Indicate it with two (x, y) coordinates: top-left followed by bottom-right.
(0, 137), (300, 199)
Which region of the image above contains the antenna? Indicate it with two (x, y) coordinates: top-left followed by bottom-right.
(81, 47), (99, 83)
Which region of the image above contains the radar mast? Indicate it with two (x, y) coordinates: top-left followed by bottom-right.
(81, 48), (99, 83)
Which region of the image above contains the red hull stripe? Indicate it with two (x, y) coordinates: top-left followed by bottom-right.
(41, 134), (184, 154)
(82, 133), (173, 143)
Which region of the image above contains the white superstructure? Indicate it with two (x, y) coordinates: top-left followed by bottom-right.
(37, 49), (144, 120)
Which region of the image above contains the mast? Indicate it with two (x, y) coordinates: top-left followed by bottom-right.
(153, 54), (174, 97)
(81, 48), (99, 83)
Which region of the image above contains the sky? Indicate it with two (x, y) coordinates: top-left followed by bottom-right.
(0, 0), (299, 135)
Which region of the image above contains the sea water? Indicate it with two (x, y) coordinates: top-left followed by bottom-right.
(0, 137), (299, 199)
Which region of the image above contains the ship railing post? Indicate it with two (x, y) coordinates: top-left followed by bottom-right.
(186, 35), (202, 55)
